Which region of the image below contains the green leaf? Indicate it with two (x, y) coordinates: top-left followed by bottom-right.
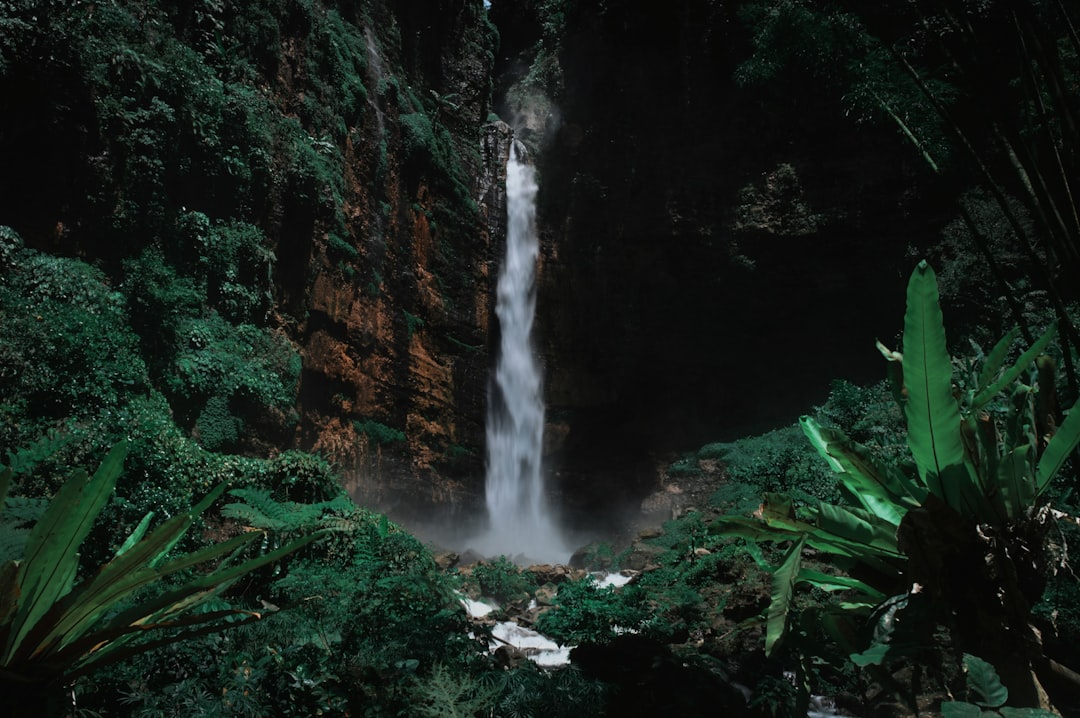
(114, 512), (154, 559)
(800, 416), (926, 523)
(940, 701), (984, 718)
(0, 560), (18, 627)
(850, 642), (891, 667)
(1036, 399), (1080, 495)
(972, 324), (1057, 411)
(976, 327), (1021, 394)
(766, 536), (804, 656)
(5, 442), (128, 662)
(68, 531), (324, 672)
(741, 540), (773, 571)
(902, 261), (967, 502)
(814, 502), (900, 554)
(964, 653), (1009, 708)
(796, 568), (886, 602)
(996, 444), (1035, 521)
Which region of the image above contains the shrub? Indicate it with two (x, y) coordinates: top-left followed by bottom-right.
(471, 556), (536, 604)
(698, 425), (840, 505)
(0, 238), (149, 454)
(169, 313), (300, 411)
(536, 576), (651, 645)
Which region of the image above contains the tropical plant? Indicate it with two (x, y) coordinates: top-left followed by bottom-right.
(736, 0), (1080, 385)
(0, 442), (322, 716)
(942, 653), (1058, 718)
(715, 261), (1080, 712)
(470, 556), (536, 605)
(535, 575), (651, 645)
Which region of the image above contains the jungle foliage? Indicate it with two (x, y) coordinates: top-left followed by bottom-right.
(736, 0), (1080, 386)
(4, 0), (1080, 716)
(711, 262), (1080, 713)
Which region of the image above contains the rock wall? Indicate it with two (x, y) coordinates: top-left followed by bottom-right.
(295, 3), (508, 522)
(0, 0), (506, 523)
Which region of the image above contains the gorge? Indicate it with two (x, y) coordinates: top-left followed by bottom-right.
(2, 0), (1079, 715)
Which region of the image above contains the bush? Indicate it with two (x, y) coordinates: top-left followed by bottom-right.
(471, 556), (536, 604)
(536, 576), (651, 645)
(169, 313), (300, 420)
(79, 493), (483, 718)
(699, 425), (840, 505)
(0, 237), (149, 455)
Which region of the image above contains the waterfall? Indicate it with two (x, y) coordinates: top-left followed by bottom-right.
(477, 139), (568, 564)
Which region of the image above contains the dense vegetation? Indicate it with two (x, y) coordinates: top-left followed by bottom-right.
(2, 0), (1080, 716)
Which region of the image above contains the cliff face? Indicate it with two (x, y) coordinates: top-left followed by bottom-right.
(296, 6), (508, 520)
(0, 0), (504, 520)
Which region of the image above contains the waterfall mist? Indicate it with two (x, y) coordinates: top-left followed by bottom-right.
(473, 139), (569, 565)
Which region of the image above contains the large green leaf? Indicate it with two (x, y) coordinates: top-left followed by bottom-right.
(800, 416), (926, 523)
(902, 261), (967, 502)
(718, 496), (904, 574)
(971, 324), (1057, 411)
(939, 701), (983, 718)
(1035, 398), (1080, 495)
(65, 530), (324, 672)
(996, 444), (1036, 521)
(795, 567), (886, 602)
(36, 529), (263, 659)
(4, 442), (128, 662)
(976, 327), (1021, 394)
(766, 536), (805, 657)
(813, 502), (899, 553)
(963, 653), (1009, 708)
(32, 484), (242, 658)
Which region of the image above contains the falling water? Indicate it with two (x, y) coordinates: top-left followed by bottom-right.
(476, 140), (568, 564)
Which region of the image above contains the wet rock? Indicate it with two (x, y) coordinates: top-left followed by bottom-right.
(568, 542), (615, 570)
(493, 644), (527, 670)
(525, 563), (574, 585)
(433, 551), (459, 570)
(534, 584), (557, 607)
(619, 542), (666, 572)
(636, 526), (664, 540)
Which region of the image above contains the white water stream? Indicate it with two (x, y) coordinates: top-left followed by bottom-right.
(473, 140), (568, 565)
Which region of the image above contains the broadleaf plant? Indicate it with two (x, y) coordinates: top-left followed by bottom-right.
(0, 442), (324, 714)
(714, 261), (1080, 712)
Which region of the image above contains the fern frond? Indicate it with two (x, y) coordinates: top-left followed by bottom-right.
(4, 429), (76, 475)
(222, 488), (326, 532)
(219, 502), (291, 532)
(318, 516), (361, 533)
(3, 496), (51, 525)
(0, 522), (31, 563)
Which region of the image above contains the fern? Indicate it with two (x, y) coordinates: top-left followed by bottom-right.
(221, 488), (324, 531)
(3, 496), (50, 524)
(412, 663), (498, 718)
(0, 524), (31, 564)
(0, 495), (49, 564)
(4, 430), (76, 476)
(222, 488), (373, 535)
